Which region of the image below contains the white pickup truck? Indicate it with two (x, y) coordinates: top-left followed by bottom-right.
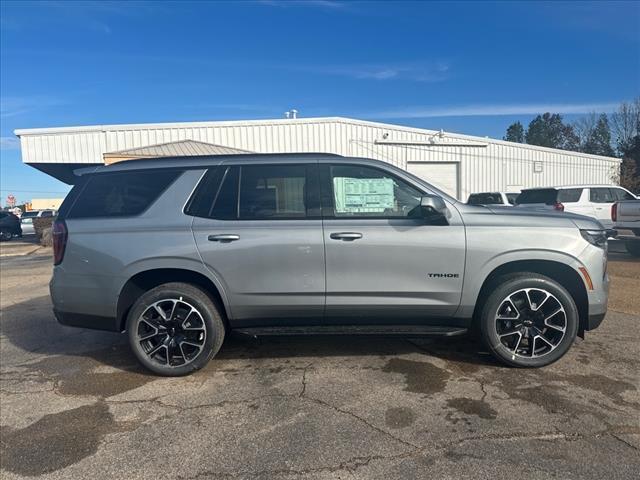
(612, 200), (640, 256)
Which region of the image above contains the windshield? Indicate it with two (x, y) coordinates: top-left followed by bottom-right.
(21, 211), (38, 218)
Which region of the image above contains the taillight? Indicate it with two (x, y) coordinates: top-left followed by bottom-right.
(611, 203), (617, 222)
(553, 202), (565, 212)
(52, 220), (68, 266)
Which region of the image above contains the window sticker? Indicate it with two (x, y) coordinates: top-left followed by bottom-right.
(333, 177), (395, 213)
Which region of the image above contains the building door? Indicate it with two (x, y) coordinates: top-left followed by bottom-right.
(407, 162), (459, 199)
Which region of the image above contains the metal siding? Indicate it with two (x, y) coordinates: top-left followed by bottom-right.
(17, 117), (620, 199)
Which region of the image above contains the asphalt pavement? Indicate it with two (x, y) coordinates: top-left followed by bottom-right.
(0, 250), (638, 479)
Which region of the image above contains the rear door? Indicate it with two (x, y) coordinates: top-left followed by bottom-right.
(191, 162), (325, 324)
(320, 162), (465, 323)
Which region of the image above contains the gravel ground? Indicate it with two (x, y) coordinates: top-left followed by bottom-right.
(0, 250), (638, 479)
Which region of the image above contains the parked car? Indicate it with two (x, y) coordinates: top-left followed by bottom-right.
(515, 185), (636, 228)
(467, 192), (519, 206)
(20, 209), (56, 235)
(50, 154), (609, 376)
(0, 211), (22, 241)
(612, 199), (640, 257)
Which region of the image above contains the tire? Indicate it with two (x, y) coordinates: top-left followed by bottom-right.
(0, 229), (12, 241)
(625, 240), (640, 257)
(126, 282), (225, 376)
(479, 273), (579, 368)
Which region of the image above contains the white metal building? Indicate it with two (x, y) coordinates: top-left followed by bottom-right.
(15, 117), (621, 200)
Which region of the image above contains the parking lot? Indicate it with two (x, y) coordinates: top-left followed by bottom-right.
(1, 247), (638, 479)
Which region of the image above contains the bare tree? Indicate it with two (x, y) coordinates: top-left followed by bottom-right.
(610, 98), (640, 155)
(573, 112), (598, 151)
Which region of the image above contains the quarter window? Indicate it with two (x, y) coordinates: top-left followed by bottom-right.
(557, 188), (583, 203)
(590, 188), (615, 203)
(328, 165), (422, 217)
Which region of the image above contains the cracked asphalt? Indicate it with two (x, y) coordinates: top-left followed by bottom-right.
(1, 251), (639, 479)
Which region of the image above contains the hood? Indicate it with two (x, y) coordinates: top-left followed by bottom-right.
(485, 205), (604, 230)
(456, 203), (604, 230)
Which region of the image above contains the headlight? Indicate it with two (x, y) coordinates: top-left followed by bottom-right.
(580, 229), (607, 249)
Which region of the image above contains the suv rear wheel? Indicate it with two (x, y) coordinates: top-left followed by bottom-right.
(126, 282), (225, 376)
(480, 273), (579, 367)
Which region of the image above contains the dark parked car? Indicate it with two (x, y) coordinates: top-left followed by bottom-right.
(0, 211), (22, 241)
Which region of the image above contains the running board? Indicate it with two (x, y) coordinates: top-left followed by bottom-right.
(233, 325), (468, 337)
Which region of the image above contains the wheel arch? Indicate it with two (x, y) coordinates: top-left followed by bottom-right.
(117, 268), (230, 332)
(471, 259), (589, 336)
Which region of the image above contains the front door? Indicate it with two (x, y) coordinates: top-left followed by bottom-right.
(192, 162), (325, 324)
(320, 163), (466, 323)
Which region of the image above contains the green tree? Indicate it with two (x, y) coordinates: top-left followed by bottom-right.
(525, 113), (579, 151)
(583, 114), (615, 157)
(504, 121), (524, 143)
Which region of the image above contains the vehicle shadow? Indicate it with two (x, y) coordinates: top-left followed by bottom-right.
(1, 294), (501, 376)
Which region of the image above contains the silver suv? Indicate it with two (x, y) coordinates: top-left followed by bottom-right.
(50, 154), (609, 376)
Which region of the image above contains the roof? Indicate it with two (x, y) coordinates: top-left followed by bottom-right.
(103, 139), (251, 157)
(14, 116), (621, 163)
(75, 152), (345, 175)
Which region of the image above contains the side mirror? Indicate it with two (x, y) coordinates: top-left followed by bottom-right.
(413, 194), (450, 224)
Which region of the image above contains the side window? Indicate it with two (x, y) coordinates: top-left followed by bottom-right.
(67, 170), (182, 219)
(612, 188), (635, 201)
(212, 167), (239, 219)
(557, 188), (583, 203)
(506, 193), (518, 205)
(590, 188), (614, 203)
(238, 165), (309, 219)
(328, 164), (422, 218)
(41, 211), (53, 217)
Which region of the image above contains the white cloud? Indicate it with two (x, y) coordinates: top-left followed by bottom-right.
(362, 102), (621, 119)
(300, 62), (450, 83)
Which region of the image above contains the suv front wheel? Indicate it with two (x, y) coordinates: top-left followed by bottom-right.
(126, 282), (225, 376)
(480, 273), (579, 367)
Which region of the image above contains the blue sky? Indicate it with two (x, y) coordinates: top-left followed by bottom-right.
(1, 0), (639, 203)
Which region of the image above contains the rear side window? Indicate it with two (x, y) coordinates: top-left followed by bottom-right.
(557, 188), (583, 203)
(239, 165), (307, 219)
(468, 193), (503, 205)
(590, 188), (615, 203)
(66, 170), (181, 219)
(516, 189), (558, 205)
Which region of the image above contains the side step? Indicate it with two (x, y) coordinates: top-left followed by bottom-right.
(233, 325), (468, 337)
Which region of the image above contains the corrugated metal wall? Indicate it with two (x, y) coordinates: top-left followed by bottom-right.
(18, 118), (620, 200)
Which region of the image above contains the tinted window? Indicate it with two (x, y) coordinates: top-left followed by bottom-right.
(328, 165), (422, 217)
(21, 211), (38, 218)
(239, 165), (308, 219)
(212, 167), (240, 219)
(516, 189), (558, 205)
(506, 193), (519, 205)
(611, 188), (635, 201)
(468, 193), (503, 205)
(557, 188), (583, 203)
(184, 168), (225, 218)
(41, 210), (54, 217)
(589, 188), (615, 203)
(67, 170), (181, 219)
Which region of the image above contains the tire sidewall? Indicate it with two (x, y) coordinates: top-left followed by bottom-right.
(127, 284), (224, 376)
(481, 275), (579, 368)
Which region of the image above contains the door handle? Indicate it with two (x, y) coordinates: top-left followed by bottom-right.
(330, 232), (363, 241)
(208, 234), (240, 242)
